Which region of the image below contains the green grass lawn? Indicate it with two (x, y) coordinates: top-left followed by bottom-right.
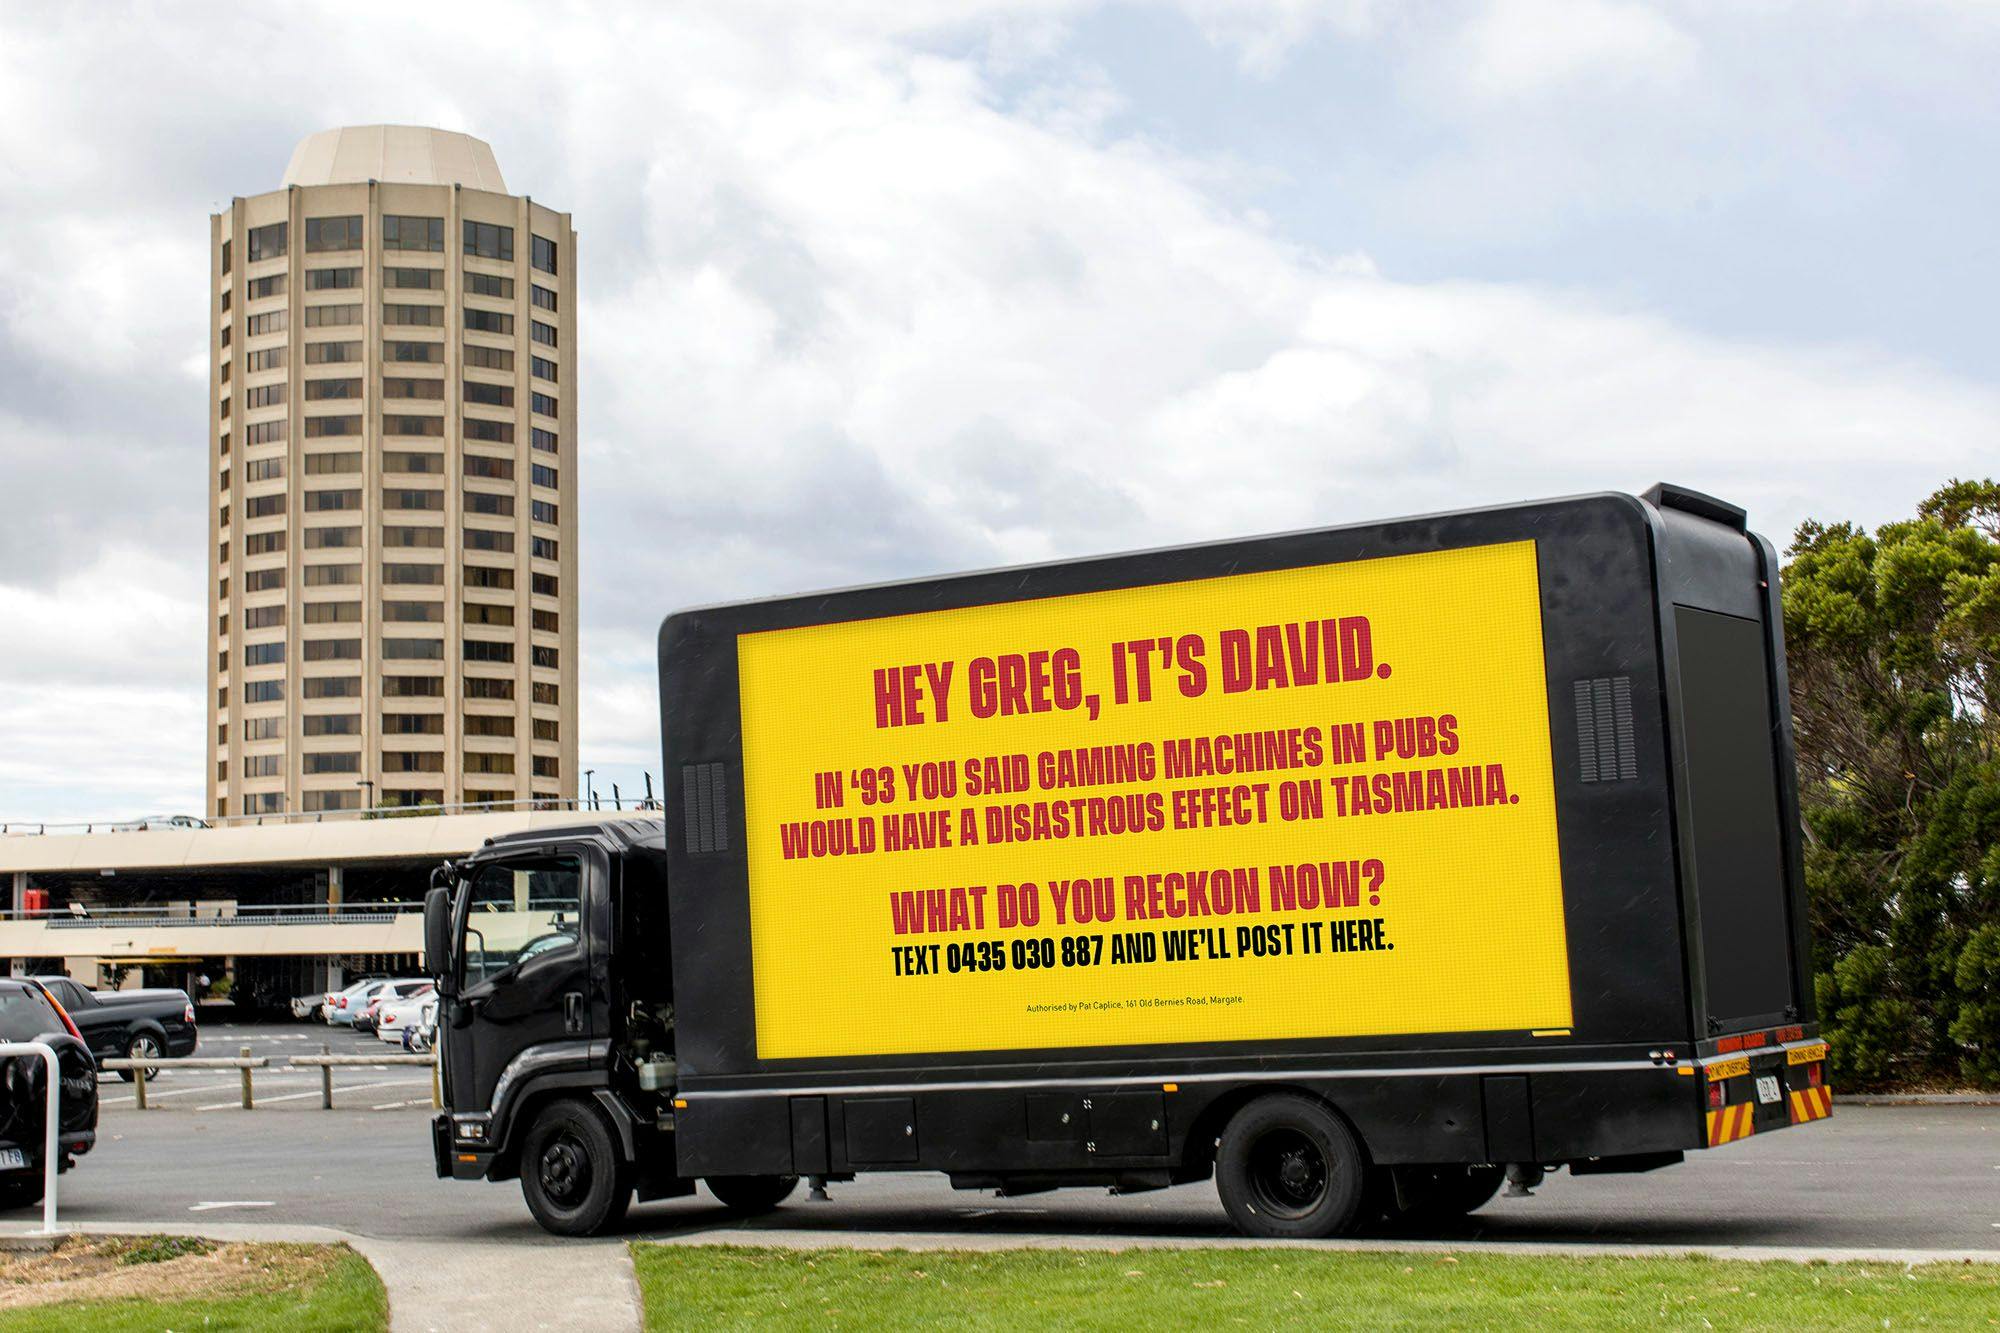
(632, 1244), (2000, 1331)
(0, 1240), (386, 1333)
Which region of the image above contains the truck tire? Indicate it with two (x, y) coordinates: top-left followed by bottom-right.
(119, 1033), (162, 1084)
(705, 1175), (799, 1216)
(0, 1175), (44, 1211)
(1384, 1165), (1505, 1227)
(1215, 1093), (1368, 1239)
(519, 1098), (632, 1236)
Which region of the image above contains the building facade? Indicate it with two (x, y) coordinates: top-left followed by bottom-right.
(207, 126), (577, 817)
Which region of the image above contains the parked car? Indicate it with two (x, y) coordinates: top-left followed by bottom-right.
(0, 979), (98, 1210)
(374, 985), (435, 1044)
(290, 991), (325, 1021)
(32, 976), (197, 1083)
(401, 998), (438, 1053)
(352, 978), (431, 1036)
(325, 979), (386, 1027)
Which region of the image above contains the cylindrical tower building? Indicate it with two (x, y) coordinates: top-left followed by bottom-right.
(206, 126), (578, 818)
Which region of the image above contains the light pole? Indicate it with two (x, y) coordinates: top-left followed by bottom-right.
(583, 770), (596, 812)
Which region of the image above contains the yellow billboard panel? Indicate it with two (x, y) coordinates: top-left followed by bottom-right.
(736, 539), (1571, 1059)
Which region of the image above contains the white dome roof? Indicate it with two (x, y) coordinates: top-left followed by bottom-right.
(281, 126), (507, 192)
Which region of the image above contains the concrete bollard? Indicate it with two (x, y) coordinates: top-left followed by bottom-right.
(240, 1045), (254, 1110)
(134, 1063), (148, 1111)
(321, 1043), (333, 1110)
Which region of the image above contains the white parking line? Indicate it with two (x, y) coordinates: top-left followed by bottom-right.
(195, 1077), (429, 1110)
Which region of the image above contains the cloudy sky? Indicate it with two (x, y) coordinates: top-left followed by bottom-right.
(1, 1), (1994, 822)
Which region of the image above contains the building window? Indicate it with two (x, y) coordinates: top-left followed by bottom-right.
(246, 311), (287, 336)
(245, 716), (283, 740)
(245, 605), (285, 630)
(304, 639), (361, 661)
(464, 677), (516, 701)
(464, 639), (515, 663)
(219, 394), (232, 420)
(383, 562), (443, 585)
(384, 600), (442, 622)
(466, 492), (514, 516)
(247, 347), (288, 372)
(384, 487), (443, 511)
(532, 573), (559, 597)
(244, 754), (282, 778)
(464, 455), (514, 480)
(465, 564), (515, 590)
(305, 415), (361, 438)
(248, 274), (287, 299)
(384, 713), (443, 734)
(245, 680), (284, 703)
(245, 420), (287, 446)
(464, 381), (513, 407)
(246, 384), (286, 409)
(384, 340), (443, 363)
(465, 603), (515, 626)
(307, 341), (362, 365)
(531, 537), (559, 561)
(383, 637), (444, 660)
(465, 345), (514, 371)
(383, 215), (444, 252)
(532, 610), (559, 633)
(247, 222), (287, 262)
(305, 452), (362, 475)
(464, 308), (513, 335)
(304, 526), (360, 549)
(384, 377), (443, 400)
(530, 284), (557, 313)
(245, 494), (285, 519)
(221, 238), (232, 274)
(533, 681), (560, 705)
(247, 457), (285, 483)
(384, 751), (445, 773)
(531, 464), (558, 488)
(304, 676), (361, 698)
(242, 792), (283, 815)
(304, 601), (360, 624)
(303, 563), (360, 586)
(531, 645), (559, 669)
(304, 714), (360, 736)
(463, 221), (514, 261)
(466, 714), (515, 737)
(530, 392), (557, 417)
(244, 642), (285, 667)
(245, 531), (285, 556)
(303, 789), (361, 812)
(305, 303), (362, 328)
(384, 675), (444, 698)
(384, 303), (443, 327)
(531, 235), (558, 275)
(305, 215), (363, 252)
(384, 413), (443, 437)
(531, 500), (558, 525)
(531, 320), (557, 347)
(383, 524), (443, 548)
(304, 488), (361, 512)
(531, 428), (558, 454)
(384, 452), (442, 474)
(306, 267), (360, 291)
(385, 266), (443, 290)
(303, 751), (360, 774)
(305, 378), (362, 401)
(466, 751), (516, 774)
(533, 719), (560, 741)
(464, 272), (514, 298)
(464, 419), (514, 443)
(464, 528), (515, 553)
(530, 355), (557, 382)
(533, 755), (561, 778)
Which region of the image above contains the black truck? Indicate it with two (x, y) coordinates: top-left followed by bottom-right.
(34, 977), (198, 1081)
(427, 484), (1830, 1236)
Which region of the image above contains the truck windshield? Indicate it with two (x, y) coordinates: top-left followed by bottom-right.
(460, 855), (583, 986)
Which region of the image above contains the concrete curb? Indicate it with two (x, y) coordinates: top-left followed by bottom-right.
(643, 1226), (2000, 1268)
(1841, 1093), (2000, 1106)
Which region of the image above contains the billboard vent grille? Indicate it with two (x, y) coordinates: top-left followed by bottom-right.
(1574, 676), (1638, 783)
(682, 762), (730, 853)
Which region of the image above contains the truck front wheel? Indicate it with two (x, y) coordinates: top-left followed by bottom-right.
(705, 1175), (798, 1216)
(519, 1099), (632, 1236)
(1215, 1093), (1368, 1239)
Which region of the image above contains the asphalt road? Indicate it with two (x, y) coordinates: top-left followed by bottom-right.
(94, 1021), (437, 1113)
(44, 1073), (2000, 1252)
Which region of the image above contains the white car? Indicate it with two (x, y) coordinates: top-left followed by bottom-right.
(402, 998), (439, 1052)
(374, 985), (437, 1043)
(323, 978), (384, 1025)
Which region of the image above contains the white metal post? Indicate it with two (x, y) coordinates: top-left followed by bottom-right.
(0, 1041), (62, 1235)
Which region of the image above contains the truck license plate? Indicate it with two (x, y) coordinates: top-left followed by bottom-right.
(1755, 1075), (1781, 1105)
(0, 1149), (25, 1170)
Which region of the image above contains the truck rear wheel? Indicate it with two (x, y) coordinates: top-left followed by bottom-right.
(1215, 1093), (1368, 1239)
(519, 1099), (631, 1236)
(705, 1174), (798, 1216)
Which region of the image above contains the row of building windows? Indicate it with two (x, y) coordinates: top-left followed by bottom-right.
(221, 603), (559, 636)
(223, 564), (564, 599)
(222, 715), (560, 743)
(220, 677), (563, 708)
(222, 460), (559, 499)
(236, 638), (561, 666)
(237, 751), (561, 779)
(234, 217), (558, 266)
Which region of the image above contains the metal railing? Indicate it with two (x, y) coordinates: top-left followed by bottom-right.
(105, 1046), (440, 1111)
(3, 790), (665, 836)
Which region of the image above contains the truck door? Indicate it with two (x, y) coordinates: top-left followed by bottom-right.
(442, 850), (598, 1114)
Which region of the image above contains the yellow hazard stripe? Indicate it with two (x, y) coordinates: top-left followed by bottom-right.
(1788, 1085), (1833, 1123)
(1705, 1102), (1756, 1146)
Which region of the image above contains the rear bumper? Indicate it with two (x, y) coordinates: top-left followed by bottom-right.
(1699, 1038), (1831, 1147)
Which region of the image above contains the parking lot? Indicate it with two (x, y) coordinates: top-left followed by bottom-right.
(97, 1021), (436, 1113)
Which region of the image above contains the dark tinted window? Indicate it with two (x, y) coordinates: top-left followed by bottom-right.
(0, 987), (62, 1041)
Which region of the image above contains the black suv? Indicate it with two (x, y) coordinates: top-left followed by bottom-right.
(0, 979), (98, 1209)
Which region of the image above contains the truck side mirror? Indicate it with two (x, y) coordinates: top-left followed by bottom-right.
(423, 885), (458, 998)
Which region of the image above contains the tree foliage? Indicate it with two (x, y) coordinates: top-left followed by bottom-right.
(1785, 479), (2000, 1088)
